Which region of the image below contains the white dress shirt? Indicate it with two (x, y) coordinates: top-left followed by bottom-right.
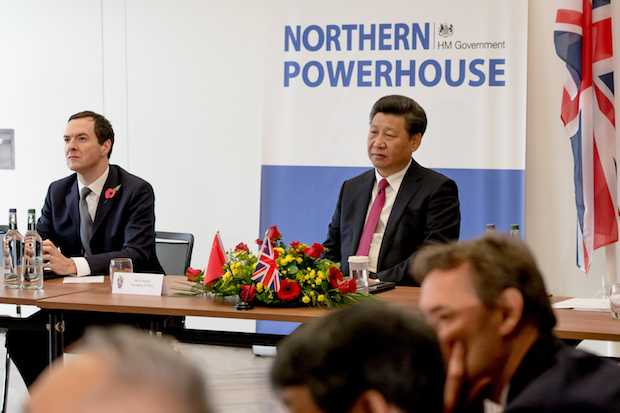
(364, 158), (412, 273)
(72, 167), (110, 276)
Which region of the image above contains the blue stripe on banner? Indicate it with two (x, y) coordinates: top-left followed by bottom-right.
(256, 165), (524, 335)
(259, 165), (524, 243)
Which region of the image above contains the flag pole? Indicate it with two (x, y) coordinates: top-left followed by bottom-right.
(235, 230), (268, 311)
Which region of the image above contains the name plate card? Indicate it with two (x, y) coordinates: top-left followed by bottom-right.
(112, 273), (167, 296)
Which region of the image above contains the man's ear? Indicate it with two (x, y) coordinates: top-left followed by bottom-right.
(349, 390), (395, 413)
(496, 288), (524, 337)
(101, 139), (112, 158)
(410, 133), (423, 152)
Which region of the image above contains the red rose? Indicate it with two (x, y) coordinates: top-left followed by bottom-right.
(305, 243), (325, 259)
(268, 225), (282, 240)
(276, 279), (301, 301)
(105, 188), (116, 199)
(273, 248), (279, 260)
(185, 267), (202, 281)
(255, 238), (263, 247)
(338, 278), (357, 294)
(328, 267), (343, 288)
(290, 241), (301, 250)
(240, 285), (256, 302)
(235, 243), (249, 252)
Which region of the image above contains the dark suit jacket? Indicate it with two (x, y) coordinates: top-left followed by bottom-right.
(322, 159), (460, 285)
(504, 334), (620, 412)
(37, 165), (164, 275)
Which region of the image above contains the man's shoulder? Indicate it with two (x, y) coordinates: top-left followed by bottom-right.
(508, 339), (620, 411)
(47, 173), (77, 192)
(110, 165), (154, 189)
(407, 160), (454, 184)
(343, 168), (375, 186)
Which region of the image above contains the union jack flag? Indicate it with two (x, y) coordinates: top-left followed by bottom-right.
(554, 0), (617, 273)
(251, 234), (281, 291)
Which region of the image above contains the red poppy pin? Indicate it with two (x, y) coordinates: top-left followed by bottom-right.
(104, 184), (122, 204)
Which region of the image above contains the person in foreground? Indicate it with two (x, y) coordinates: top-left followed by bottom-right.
(414, 235), (620, 413)
(38, 110), (163, 276)
(322, 95), (460, 285)
(26, 326), (211, 413)
(8, 111), (165, 388)
(271, 302), (445, 413)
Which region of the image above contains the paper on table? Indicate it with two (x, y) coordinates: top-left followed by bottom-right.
(552, 297), (610, 312)
(63, 275), (105, 283)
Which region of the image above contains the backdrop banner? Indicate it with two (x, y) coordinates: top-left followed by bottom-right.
(258, 0), (528, 334)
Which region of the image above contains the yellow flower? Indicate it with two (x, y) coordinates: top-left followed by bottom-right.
(277, 247), (286, 255)
(317, 270), (324, 278)
(253, 263), (257, 269)
(234, 262), (242, 268)
(310, 291), (316, 297)
(318, 295), (324, 302)
(282, 270), (287, 275)
(286, 254), (294, 262)
(296, 257), (303, 264)
(232, 269), (239, 276)
(316, 277), (323, 285)
(256, 283), (264, 292)
(302, 296), (310, 304)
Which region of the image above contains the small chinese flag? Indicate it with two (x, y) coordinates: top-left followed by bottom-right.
(204, 230), (228, 285)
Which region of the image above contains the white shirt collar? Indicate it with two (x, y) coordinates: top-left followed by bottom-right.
(77, 166), (110, 197)
(374, 158), (412, 192)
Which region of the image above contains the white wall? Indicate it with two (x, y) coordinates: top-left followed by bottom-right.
(1, 0), (619, 300)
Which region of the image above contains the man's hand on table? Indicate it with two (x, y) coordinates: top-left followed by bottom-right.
(42, 239), (77, 275)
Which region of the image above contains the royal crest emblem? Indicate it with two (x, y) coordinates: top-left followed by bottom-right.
(439, 23), (454, 38)
(117, 274), (125, 289)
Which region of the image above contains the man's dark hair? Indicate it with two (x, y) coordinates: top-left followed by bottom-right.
(68, 111), (115, 158)
(369, 95), (427, 137)
(271, 302), (445, 413)
(412, 234), (557, 334)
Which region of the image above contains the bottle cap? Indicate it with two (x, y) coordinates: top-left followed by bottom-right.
(486, 224), (496, 229)
(510, 224), (519, 230)
(28, 209), (35, 214)
(348, 256), (370, 263)
(9, 208), (16, 213)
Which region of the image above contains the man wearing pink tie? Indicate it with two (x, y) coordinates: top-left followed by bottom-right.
(322, 95), (460, 285)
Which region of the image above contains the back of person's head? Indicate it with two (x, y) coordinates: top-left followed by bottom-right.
(413, 234), (556, 334)
(369, 95), (427, 137)
(28, 326), (211, 413)
(271, 302), (445, 413)
(68, 110), (115, 158)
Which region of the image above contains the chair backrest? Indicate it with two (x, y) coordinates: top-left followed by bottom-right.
(155, 231), (194, 276)
(0, 225), (8, 236)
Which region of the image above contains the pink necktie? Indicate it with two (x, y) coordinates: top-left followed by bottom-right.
(356, 179), (389, 256)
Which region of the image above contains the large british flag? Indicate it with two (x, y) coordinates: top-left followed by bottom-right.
(555, 0), (617, 273)
(251, 234), (281, 291)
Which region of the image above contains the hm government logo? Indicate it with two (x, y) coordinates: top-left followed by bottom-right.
(116, 275), (125, 289)
(439, 23), (454, 38)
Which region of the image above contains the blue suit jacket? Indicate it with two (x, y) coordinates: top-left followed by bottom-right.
(322, 159), (460, 285)
(37, 165), (164, 275)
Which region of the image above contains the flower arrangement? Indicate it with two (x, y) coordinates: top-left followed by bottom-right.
(182, 226), (368, 308)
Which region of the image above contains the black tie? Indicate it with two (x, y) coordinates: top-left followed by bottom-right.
(80, 187), (93, 256)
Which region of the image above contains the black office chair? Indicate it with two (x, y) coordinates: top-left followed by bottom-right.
(155, 231), (194, 275)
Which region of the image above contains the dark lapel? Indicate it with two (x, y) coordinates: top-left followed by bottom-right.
(92, 166), (120, 237)
(377, 160), (424, 266)
(65, 177), (80, 237)
(350, 170), (375, 250)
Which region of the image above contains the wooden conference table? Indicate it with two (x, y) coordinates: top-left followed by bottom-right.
(3, 276), (620, 363)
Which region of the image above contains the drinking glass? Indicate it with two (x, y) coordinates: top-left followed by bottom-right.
(109, 258), (133, 286)
(610, 284), (620, 319)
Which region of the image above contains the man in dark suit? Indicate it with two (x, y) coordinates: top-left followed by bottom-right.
(322, 95), (460, 285)
(38, 111), (163, 276)
(415, 235), (620, 413)
(8, 111), (164, 388)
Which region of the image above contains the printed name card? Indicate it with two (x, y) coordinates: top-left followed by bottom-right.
(112, 273), (167, 296)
